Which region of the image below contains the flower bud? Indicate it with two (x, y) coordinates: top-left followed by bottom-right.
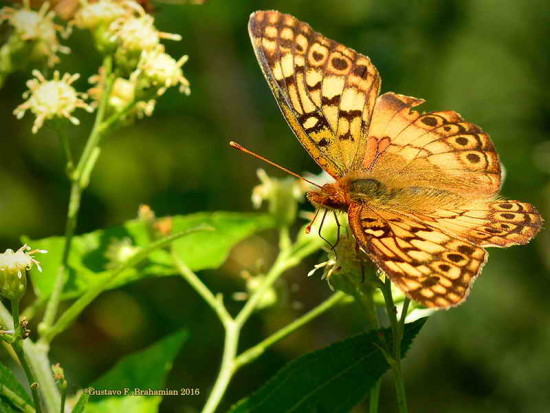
(0, 3), (69, 69)
(72, 0), (132, 30)
(252, 169), (305, 227)
(233, 271), (277, 310)
(132, 46), (190, 98)
(104, 237), (140, 270)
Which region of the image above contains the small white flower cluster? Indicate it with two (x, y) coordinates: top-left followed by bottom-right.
(76, 0), (190, 119)
(14, 70), (93, 133)
(10, 0), (190, 133)
(0, 2), (69, 68)
(0, 245), (46, 301)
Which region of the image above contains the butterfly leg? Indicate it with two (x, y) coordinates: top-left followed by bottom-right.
(333, 211), (341, 248)
(318, 209), (336, 251)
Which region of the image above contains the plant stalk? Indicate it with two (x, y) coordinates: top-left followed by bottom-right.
(11, 300), (42, 413)
(201, 322), (239, 413)
(43, 227), (210, 344)
(381, 278), (408, 413)
(197, 229), (331, 413)
(235, 291), (346, 368)
(40, 55), (115, 334)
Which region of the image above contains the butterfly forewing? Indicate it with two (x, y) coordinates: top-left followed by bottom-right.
(248, 10), (381, 177)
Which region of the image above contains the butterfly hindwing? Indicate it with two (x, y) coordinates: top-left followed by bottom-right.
(429, 200), (543, 247)
(248, 10), (381, 177)
(348, 203), (488, 308)
(363, 92), (502, 198)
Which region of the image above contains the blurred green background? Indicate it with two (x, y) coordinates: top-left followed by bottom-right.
(1, 0), (549, 411)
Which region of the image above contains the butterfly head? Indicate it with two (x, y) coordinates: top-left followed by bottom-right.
(306, 182), (349, 211)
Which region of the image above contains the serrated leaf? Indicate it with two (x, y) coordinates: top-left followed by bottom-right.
(0, 361), (32, 412)
(230, 318), (426, 413)
(84, 330), (188, 413)
(24, 212), (275, 299)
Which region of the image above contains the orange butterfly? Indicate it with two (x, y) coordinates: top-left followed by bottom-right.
(245, 10), (543, 308)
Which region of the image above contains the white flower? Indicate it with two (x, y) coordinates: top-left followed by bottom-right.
(110, 8), (181, 53)
(0, 245), (47, 278)
(72, 0), (135, 29)
(0, 2), (70, 66)
(132, 45), (190, 96)
(14, 70), (93, 133)
(0, 245), (46, 301)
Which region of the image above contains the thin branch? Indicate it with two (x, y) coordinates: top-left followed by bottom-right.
(42, 227), (211, 344)
(172, 251), (232, 326)
(234, 291), (346, 368)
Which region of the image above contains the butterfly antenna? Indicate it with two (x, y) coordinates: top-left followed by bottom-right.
(230, 141), (323, 189)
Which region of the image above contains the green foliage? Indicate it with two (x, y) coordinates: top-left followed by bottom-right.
(230, 319), (426, 413)
(0, 361), (32, 412)
(24, 212), (275, 299)
(84, 330), (188, 412)
(71, 393), (89, 413)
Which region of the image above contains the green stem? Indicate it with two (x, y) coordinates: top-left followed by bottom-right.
(11, 301), (42, 413)
(59, 386), (66, 413)
(172, 252), (232, 326)
(235, 291), (346, 368)
(369, 379), (381, 413)
(381, 279), (408, 413)
(0, 383), (34, 413)
(198, 231), (327, 413)
(54, 124), (75, 176)
(201, 321), (239, 413)
(0, 303), (59, 412)
(24, 341), (59, 413)
(40, 56), (115, 335)
(42, 227), (210, 344)
(235, 231), (323, 328)
(352, 282), (382, 413)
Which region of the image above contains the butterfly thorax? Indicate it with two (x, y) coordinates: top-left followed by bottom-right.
(307, 177), (389, 211)
(307, 176), (467, 214)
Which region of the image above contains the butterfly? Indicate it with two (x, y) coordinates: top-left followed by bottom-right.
(247, 10), (543, 308)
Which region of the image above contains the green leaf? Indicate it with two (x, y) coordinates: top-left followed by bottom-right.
(24, 212), (275, 299)
(71, 393), (89, 413)
(230, 318), (426, 413)
(84, 329), (188, 413)
(0, 361), (32, 412)
(91, 329), (187, 390)
(83, 396), (160, 413)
